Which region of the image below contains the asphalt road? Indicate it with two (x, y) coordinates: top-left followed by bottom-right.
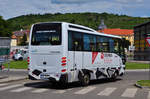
(0, 70), (150, 99)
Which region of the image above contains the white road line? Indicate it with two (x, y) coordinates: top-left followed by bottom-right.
(0, 84), (22, 91)
(32, 89), (49, 93)
(67, 88), (73, 91)
(147, 91), (150, 99)
(10, 87), (33, 92)
(74, 86), (96, 95)
(97, 87), (117, 96)
(0, 83), (8, 87)
(53, 90), (66, 94)
(121, 88), (138, 98)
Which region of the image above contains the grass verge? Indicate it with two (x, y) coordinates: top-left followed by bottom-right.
(137, 80), (150, 87)
(126, 62), (149, 69)
(2, 61), (150, 69)
(3, 60), (28, 69)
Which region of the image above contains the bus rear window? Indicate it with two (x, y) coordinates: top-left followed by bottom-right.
(31, 23), (61, 45)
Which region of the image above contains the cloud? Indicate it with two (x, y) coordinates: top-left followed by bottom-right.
(0, 0), (150, 19)
(51, 0), (98, 4)
(116, 0), (143, 3)
(141, 15), (149, 18)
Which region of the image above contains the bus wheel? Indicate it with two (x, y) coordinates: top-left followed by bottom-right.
(111, 72), (118, 80)
(81, 74), (90, 86)
(19, 57), (23, 61)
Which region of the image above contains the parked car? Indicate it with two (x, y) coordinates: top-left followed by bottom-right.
(13, 53), (23, 61)
(12, 49), (28, 61)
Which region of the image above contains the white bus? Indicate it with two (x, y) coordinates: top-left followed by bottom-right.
(28, 22), (126, 86)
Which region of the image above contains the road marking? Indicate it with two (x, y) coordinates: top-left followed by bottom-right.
(0, 83), (8, 87)
(74, 86), (96, 95)
(121, 88), (137, 98)
(10, 87), (33, 92)
(32, 89), (49, 93)
(97, 87), (117, 96)
(53, 90), (66, 94)
(0, 84), (22, 91)
(147, 91), (150, 99)
(67, 88), (73, 91)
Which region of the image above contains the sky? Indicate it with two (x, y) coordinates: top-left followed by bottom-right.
(0, 0), (150, 19)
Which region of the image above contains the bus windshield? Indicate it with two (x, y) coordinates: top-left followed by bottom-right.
(31, 23), (61, 45)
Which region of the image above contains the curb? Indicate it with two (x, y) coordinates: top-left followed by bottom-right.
(134, 83), (150, 89)
(3, 68), (27, 72)
(134, 83), (143, 89)
(0, 76), (8, 79)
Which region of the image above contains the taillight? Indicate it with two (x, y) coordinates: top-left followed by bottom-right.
(2, 66), (5, 70)
(61, 57), (66, 66)
(61, 69), (66, 72)
(27, 57), (30, 65)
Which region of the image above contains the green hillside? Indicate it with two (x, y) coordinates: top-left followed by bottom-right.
(0, 16), (12, 37)
(7, 12), (150, 31)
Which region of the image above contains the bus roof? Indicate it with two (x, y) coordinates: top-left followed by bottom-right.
(34, 22), (122, 39)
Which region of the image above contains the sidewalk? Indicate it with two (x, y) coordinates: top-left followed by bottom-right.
(0, 76), (27, 83)
(0, 69), (27, 83)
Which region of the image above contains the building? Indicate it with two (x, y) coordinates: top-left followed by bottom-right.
(134, 21), (150, 61)
(98, 28), (134, 46)
(12, 29), (30, 45)
(11, 35), (17, 46)
(98, 19), (107, 30)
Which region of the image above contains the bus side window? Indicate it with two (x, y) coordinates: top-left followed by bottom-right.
(72, 32), (83, 51)
(96, 36), (104, 52)
(114, 39), (119, 54)
(83, 34), (96, 51)
(102, 37), (109, 52)
(68, 31), (73, 51)
(90, 35), (96, 51)
(84, 34), (90, 51)
(68, 31), (83, 51)
(109, 38), (114, 53)
(119, 39), (125, 57)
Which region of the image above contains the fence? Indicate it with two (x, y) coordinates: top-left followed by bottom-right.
(0, 37), (11, 71)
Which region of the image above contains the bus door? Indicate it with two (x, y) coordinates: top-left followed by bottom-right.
(73, 41), (83, 81)
(68, 31), (83, 82)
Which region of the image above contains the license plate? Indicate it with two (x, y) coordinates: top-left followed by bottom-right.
(40, 74), (50, 79)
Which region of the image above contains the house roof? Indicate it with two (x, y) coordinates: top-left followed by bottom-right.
(98, 28), (133, 36)
(13, 30), (30, 37)
(11, 35), (17, 39)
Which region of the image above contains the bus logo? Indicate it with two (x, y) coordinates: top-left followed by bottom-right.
(92, 52), (98, 64)
(101, 53), (104, 59)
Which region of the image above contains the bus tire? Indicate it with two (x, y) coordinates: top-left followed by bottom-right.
(81, 74), (90, 86)
(19, 57), (23, 61)
(111, 72), (118, 80)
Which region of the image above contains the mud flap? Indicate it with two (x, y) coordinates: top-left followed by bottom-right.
(59, 74), (68, 83)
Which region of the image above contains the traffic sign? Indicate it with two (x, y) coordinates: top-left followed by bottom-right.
(146, 37), (150, 47)
(145, 37), (150, 81)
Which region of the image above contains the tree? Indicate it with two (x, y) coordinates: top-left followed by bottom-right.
(19, 33), (27, 46)
(0, 16), (12, 37)
(123, 38), (131, 49)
